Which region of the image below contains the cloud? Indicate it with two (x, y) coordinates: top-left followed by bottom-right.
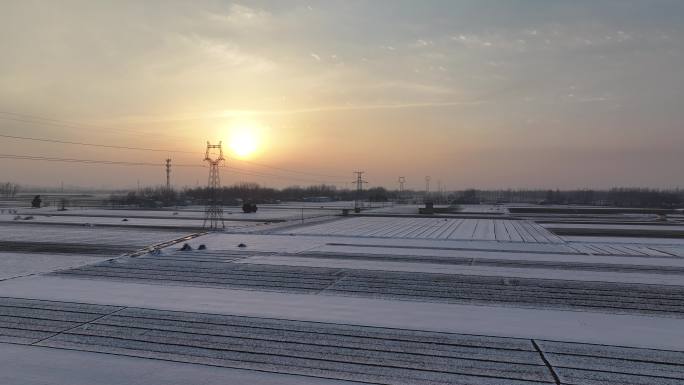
(111, 99), (489, 124)
(206, 4), (271, 28)
(410, 39), (434, 48)
(172, 35), (276, 73)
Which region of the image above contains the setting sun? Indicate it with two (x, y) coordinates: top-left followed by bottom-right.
(228, 127), (259, 159)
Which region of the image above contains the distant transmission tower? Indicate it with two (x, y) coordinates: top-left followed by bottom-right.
(203, 142), (225, 230)
(398, 176), (406, 199)
(353, 171), (367, 212)
(165, 158), (171, 190)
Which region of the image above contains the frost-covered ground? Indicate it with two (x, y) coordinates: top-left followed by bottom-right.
(3, 204), (340, 224)
(1, 204), (684, 384)
(0, 223), (192, 248)
(280, 217), (565, 243)
(0, 252), (109, 280)
(544, 223), (684, 231)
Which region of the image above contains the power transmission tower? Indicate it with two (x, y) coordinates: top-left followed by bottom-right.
(398, 176), (406, 200)
(165, 158), (171, 190)
(352, 171), (367, 212)
(203, 142), (225, 230)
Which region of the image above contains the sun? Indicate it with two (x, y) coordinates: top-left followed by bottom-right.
(228, 127), (259, 159)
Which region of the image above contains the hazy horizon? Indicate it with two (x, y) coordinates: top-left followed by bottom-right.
(1, 0), (683, 190)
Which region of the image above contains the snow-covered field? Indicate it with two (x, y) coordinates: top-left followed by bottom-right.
(0, 252), (109, 280)
(0, 223), (191, 247)
(280, 217), (565, 243)
(6, 205), (338, 223)
(1, 204), (684, 384)
(544, 223), (684, 231)
(0, 213), (258, 230)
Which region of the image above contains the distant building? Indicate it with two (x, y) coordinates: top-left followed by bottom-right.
(302, 196), (333, 203)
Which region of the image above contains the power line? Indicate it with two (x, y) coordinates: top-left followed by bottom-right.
(0, 129), (348, 179)
(0, 133), (198, 154)
(0, 154), (174, 167)
(0, 110), (350, 178)
(0, 111), (157, 138)
(229, 157), (347, 179)
(222, 166), (347, 184)
(0, 153), (347, 185)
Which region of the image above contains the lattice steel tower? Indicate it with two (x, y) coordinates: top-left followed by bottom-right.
(203, 141), (225, 230)
(353, 171), (367, 212)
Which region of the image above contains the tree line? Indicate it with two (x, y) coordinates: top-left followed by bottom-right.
(106, 183), (684, 209)
(450, 188), (682, 208)
(0, 182), (20, 198)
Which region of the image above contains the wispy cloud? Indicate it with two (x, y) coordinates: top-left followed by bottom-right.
(112, 99), (489, 124)
(206, 4), (271, 28)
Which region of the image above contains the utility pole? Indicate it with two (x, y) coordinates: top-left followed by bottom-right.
(425, 176), (431, 202)
(203, 141), (226, 230)
(437, 180), (442, 203)
(165, 158), (172, 191)
(352, 171), (367, 212)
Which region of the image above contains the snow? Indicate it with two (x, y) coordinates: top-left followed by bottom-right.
(164, 232), (571, 255)
(0, 343), (361, 385)
(543, 223), (684, 231)
(0, 252), (109, 280)
(9, 205), (340, 222)
(564, 235), (684, 245)
(236, 255), (684, 286)
(280, 217), (564, 243)
(2, 203), (684, 383)
(0, 275), (682, 351)
(0, 223), (190, 247)
(0, 214), (258, 229)
(310, 244), (684, 267)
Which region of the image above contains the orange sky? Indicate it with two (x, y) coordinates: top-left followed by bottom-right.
(1, 1), (683, 190)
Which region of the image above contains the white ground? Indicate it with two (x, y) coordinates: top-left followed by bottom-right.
(543, 222), (684, 231)
(2, 204), (684, 383)
(0, 213), (259, 229)
(280, 217), (565, 243)
(0, 223), (190, 246)
(236, 255), (684, 285)
(563, 235), (684, 245)
(0, 252), (109, 280)
(0, 343), (362, 385)
(4, 206), (339, 225)
(2, 275), (682, 351)
(181, 231), (684, 257)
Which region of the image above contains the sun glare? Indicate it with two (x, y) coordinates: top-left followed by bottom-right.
(228, 127), (259, 159)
